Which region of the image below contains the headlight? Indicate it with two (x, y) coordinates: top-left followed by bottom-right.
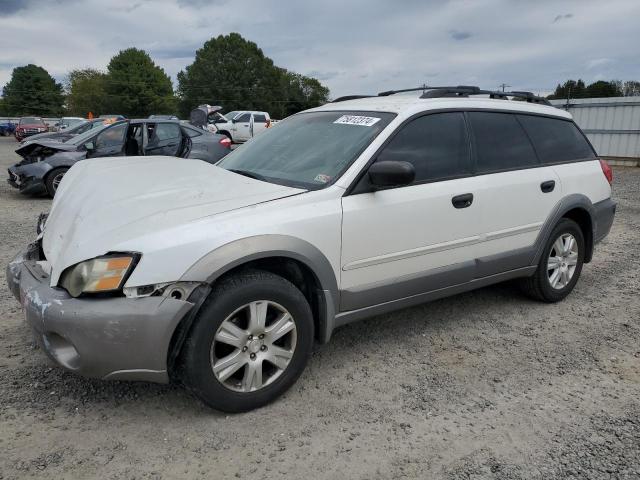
(60, 254), (137, 297)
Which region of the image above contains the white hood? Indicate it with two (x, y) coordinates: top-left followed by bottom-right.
(43, 156), (304, 284)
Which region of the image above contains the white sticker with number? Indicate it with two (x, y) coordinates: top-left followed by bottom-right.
(333, 115), (381, 127)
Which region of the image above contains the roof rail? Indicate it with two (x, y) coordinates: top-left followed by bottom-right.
(418, 86), (551, 105)
(331, 95), (374, 103)
(333, 86), (551, 106)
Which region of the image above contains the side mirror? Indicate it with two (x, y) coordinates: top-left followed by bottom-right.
(368, 161), (415, 188)
(84, 141), (95, 150)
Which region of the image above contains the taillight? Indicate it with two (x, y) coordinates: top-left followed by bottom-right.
(266, 119), (271, 128)
(219, 137), (232, 149)
(599, 159), (613, 185)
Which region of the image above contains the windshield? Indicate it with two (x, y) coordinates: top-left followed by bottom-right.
(217, 111), (395, 189)
(68, 122), (116, 145)
(223, 111), (239, 120)
(20, 117), (43, 125)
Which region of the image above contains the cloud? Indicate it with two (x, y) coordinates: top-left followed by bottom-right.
(449, 30), (472, 41)
(0, 0), (639, 100)
(552, 13), (573, 23)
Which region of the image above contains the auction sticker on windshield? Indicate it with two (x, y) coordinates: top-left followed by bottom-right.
(334, 115), (381, 127)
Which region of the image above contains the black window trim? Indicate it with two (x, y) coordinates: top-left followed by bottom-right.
(344, 107), (598, 196)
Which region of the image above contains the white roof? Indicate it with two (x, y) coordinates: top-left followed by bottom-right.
(311, 95), (572, 120)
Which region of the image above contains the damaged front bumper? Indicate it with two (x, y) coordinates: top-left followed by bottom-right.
(6, 245), (197, 383)
(7, 163), (50, 195)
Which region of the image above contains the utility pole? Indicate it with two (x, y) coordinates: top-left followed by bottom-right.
(498, 83), (511, 92)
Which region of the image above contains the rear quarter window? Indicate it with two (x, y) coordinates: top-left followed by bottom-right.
(517, 115), (595, 164)
(468, 112), (539, 173)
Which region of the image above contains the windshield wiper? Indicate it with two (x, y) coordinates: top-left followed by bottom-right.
(227, 169), (268, 182)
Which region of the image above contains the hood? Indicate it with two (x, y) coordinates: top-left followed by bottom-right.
(43, 156), (304, 284)
(16, 140), (77, 158)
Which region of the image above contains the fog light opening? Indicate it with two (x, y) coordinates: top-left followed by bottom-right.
(43, 332), (81, 370)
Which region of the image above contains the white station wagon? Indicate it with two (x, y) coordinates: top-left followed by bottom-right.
(8, 86), (616, 412)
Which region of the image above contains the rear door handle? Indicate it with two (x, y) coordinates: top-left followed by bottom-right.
(452, 193), (474, 209)
(540, 180), (556, 193)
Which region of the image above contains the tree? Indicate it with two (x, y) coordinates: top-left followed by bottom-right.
(547, 79), (586, 100)
(177, 33), (329, 119)
(622, 80), (640, 97)
(65, 68), (108, 116)
(2, 64), (64, 115)
(585, 80), (622, 98)
(105, 48), (176, 117)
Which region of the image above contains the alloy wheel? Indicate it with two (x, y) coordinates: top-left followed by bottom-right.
(210, 300), (297, 392)
(547, 233), (579, 289)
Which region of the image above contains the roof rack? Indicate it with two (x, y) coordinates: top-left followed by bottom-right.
(331, 95), (374, 103)
(332, 86), (551, 106)
(419, 86), (550, 105)
(377, 85), (550, 105)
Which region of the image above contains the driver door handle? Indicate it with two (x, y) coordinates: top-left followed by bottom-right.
(452, 193), (474, 209)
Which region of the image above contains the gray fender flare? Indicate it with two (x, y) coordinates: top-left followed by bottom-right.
(531, 193), (596, 265)
(181, 235), (339, 342)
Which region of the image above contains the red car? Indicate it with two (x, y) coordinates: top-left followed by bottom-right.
(14, 117), (49, 141)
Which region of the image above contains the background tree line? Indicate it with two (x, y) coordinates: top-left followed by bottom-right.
(547, 79), (640, 99)
(0, 33), (329, 119)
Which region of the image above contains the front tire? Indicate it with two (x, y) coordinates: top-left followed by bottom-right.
(181, 270), (314, 412)
(520, 218), (585, 302)
(45, 167), (69, 197)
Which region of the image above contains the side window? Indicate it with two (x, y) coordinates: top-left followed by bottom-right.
(468, 112), (539, 173)
(236, 113), (251, 123)
(183, 127), (202, 138)
(253, 113), (267, 123)
(153, 123), (181, 141)
(517, 115), (595, 163)
(95, 123), (127, 148)
(376, 112), (471, 183)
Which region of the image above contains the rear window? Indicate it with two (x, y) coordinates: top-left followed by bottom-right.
(253, 114), (267, 122)
(468, 112), (539, 173)
(517, 115), (595, 163)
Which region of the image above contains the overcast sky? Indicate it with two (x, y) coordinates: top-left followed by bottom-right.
(1, 0), (639, 98)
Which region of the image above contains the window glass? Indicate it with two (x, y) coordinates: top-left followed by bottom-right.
(517, 115), (595, 163)
(236, 113), (251, 122)
(376, 112), (471, 182)
(183, 126), (202, 138)
(218, 111), (395, 189)
(468, 112), (539, 172)
(253, 114), (267, 122)
(154, 123), (181, 141)
(95, 123), (126, 148)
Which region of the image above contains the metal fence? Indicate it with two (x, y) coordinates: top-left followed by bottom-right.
(550, 97), (640, 163)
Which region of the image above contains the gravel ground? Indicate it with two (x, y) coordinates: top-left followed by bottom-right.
(1, 135), (639, 479)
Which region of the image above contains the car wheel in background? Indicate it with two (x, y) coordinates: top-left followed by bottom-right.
(45, 167), (69, 197)
(520, 218), (585, 302)
(181, 269), (314, 412)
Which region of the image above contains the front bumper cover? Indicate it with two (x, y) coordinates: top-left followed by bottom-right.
(6, 246), (196, 383)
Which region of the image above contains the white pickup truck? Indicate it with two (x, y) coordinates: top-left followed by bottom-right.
(212, 111), (271, 143)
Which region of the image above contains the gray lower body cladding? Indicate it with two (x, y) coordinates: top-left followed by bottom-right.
(6, 247), (194, 383)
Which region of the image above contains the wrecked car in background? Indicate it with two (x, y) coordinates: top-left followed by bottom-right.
(19, 118), (107, 146)
(14, 117), (48, 141)
(8, 119), (232, 197)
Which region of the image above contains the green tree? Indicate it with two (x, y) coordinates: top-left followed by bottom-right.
(177, 33), (329, 119)
(547, 79), (586, 100)
(65, 68), (108, 116)
(2, 64), (64, 115)
(105, 48), (176, 117)
(585, 80), (623, 98)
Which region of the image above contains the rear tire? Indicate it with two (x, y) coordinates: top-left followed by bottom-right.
(520, 218), (585, 302)
(45, 167), (69, 198)
(181, 270), (314, 412)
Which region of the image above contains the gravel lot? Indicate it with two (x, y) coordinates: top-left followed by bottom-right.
(1, 135), (639, 479)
